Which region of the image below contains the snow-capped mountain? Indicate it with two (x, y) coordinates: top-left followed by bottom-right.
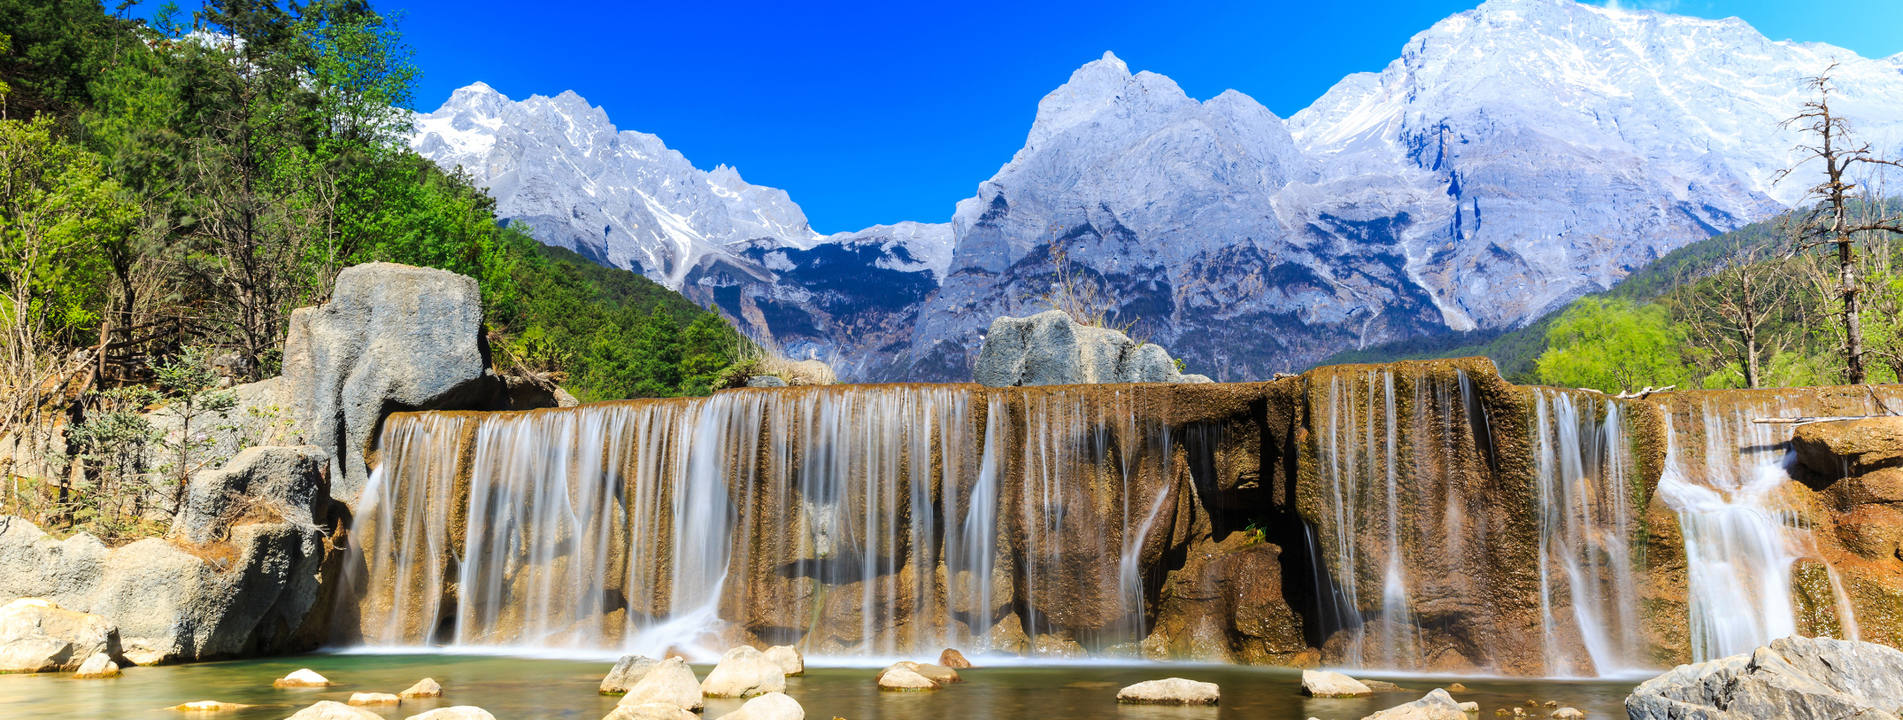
(412, 0), (1903, 381)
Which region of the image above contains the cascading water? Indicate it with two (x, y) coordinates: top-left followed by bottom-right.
(341, 385), (1181, 660)
(1529, 390), (1644, 677)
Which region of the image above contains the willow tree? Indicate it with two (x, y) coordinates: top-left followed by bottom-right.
(1777, 64), (1903, 385)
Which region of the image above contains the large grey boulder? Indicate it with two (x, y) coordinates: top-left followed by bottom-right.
(171, 445), (329, 543)
(0, 597), (118, 672)
(280, 262), (496, 503)
(1625, 636), (1903, 719)
(0, 514), (324, 665)
(1360, 688), (1467, 720)
(973, 310), (1212, 386)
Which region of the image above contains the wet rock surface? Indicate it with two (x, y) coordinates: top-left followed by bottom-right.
(0, 598), (118, 673)
(1359, 688), (1467, 719)
(973, 310), (1211, 386)
(1115, 677), (1221, 705)
(1624, 636), (1903, 720)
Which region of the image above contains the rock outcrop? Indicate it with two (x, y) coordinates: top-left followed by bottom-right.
(0, 598), (118, 672)
(279, 262), (498, 502)
(1115, 678), (1221, 705)
(1625, 636), (1903, 719)
(1144, 532), (1313, 664)
(170, 445), (329, 544)
(973, 310), (1211, 386)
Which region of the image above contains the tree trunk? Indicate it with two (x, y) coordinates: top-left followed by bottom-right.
(1841, 238), (1866, 384)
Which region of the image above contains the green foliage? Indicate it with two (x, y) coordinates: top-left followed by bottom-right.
(1536, 297), (1690, 393)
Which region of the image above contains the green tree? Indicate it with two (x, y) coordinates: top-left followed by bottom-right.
(679, 313), (738, 396)
(1536, 297), (1690, 394)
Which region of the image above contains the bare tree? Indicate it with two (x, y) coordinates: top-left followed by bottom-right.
(1776, 63), (1903, 384)
(1674, 241), (1790, 387)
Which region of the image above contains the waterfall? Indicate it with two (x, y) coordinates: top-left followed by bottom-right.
(1530, 390), (1643, 676)
(343, 385), (1179, 660)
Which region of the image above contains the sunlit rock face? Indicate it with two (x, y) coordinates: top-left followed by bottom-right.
(414, 0), (1903, 382)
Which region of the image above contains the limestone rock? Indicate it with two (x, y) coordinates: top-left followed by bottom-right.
(347, 692), (400, 705)
(74, 651), (120, 678)
(0, 514), (326, 665)
(604, 703), (699, 720)
(715, 691), (804, 720)
(1360, 689), (1468, 720)
(700, 645), (787, 697)
(1550, 708), (1582, 719)
(875, 661), (957, 686)
(763, 645), (803, 676)
(279, 262), (496, 502)
(400, 677), (443, 698)
(405, 708), (497, 720)
(274, 668), (334, 688)
(620, 657), (703, 711)
(171, 445), (329, 544)
(877, 666), (938, 691)
(169, 700), (251, 712)
(973, 310), (1211, 386)
(601, 654), (659, 694)
(746, 376), (788, 388)
(1794, 417), (1903, 478)
(938, 648), (971, 669)
(1116, 677), (1221, 705)
(0, 597), (117, 673)
(1624, 636), (1903, 719)
(284, 701), (383, 720)
(1302, 669), (1372, 697)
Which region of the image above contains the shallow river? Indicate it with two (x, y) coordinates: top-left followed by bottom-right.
(0, 653), (1641, 719)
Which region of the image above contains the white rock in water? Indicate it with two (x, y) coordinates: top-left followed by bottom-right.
(399, 677), (443, 698)
(715, 691), (805, 720)
(762, 645), (804, 676)
(604, 702), (699, 720)
(619, 657), (703, 711)
(283, 701), (383, 720)
(700, 646), (786, 698)
(1301, 669), (1372, 697)
(1625, 636), (1903, 720)
(346, 692), (399, 706)
(405, 707), (498, 720)
(601, 654), (659, 694)
(877, 667), (938, 691)
(0, 597), (117, 673)
(170, 700), (250, 712)
(1116, 678), (1221, 705)
(1361, 688), (1468, 720)
(274, 668), (334, 687)
(74, 652), (120, 678)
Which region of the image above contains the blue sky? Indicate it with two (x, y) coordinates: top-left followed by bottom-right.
(356, 1), (1901, 232)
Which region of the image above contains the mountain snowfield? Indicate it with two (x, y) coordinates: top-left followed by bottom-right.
(411, 0), (1903, 381)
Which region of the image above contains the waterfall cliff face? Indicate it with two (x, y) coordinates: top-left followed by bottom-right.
(335, 360), (1890, 676)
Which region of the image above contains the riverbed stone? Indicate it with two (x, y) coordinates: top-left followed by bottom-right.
(1360, 688), (1468, 719)
(878, 666), (938, 690)
(170, 700), (251, 712)
(715, 691), (804, 720)
(605, 703), (699, 720)
(620, 657), (703, 711)
(347, 692), (400, 705)
(700, 645), (786, 697)
(762, 645), (803, 676)
(973, 310), (1211, 386)
(73, 651), (120, 678)
(0, 597), (118, 673)
(1550, 708), (1582, 719)
(1116, 677), (1221, 705)
(601, 654), (659, 694)
(1624, 636), (1903, 719)
(1302, 669), (1372, 697)
(285, 701), (382, 720)
(405, 708), (497, 720)
(938, 648), (971, 668)
(274, 668), (334, 687)
(399, 677), (443, 698)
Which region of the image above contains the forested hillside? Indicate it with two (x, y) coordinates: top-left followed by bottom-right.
(0, 0), (747, 428)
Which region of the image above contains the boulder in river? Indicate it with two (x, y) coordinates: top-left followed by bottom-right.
(715, 691), (805, 720)
(620, 657), (703, 711)
(601, 654), (659, 694)
(400, 677), (443, 698)
(274, 668), (335, 688)
(973, 310), (1212, 386)
(169, 700), (251, 712)
(938, 648), (971, 669)
(1301, 669), (1372, 697)
(700, 645), (787, 697)
(604, 703), (699, 720)
(0, 597), (117, 673)
(73, 651), (120, 678)
(405, 708), (498, 720)
(1116, 677), (1221, 705)
(284, 701), (383, 720)
(1359, 688), (1467, 719)
(877, 666), (938, 691)
(1624, 636), (1903, 719)
(762, 645), (803, 676)
(347, 692), (400, 706)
